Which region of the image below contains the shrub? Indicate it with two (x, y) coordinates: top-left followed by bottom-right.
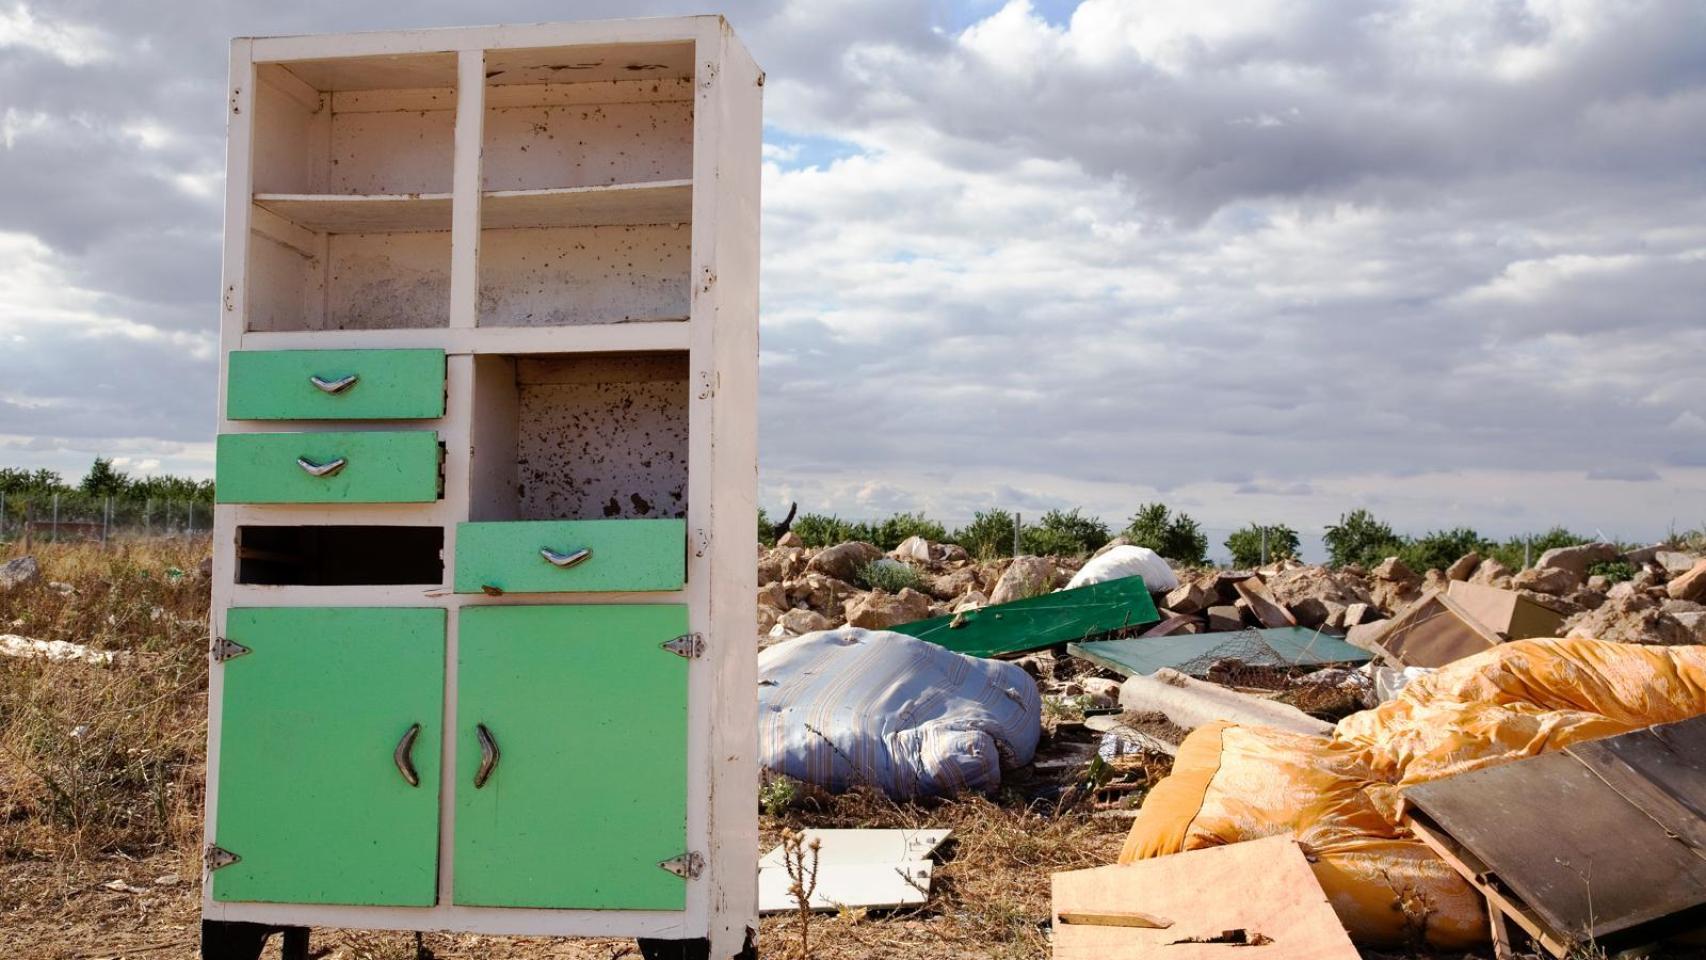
(1485, 526), (1589, 570)
(1122, 503), (1208, 566)
(1398, 527), (1488, 574)
(792, 513), (855, 548)
(1224, 523), (1300, 568)
(1588, 560), (1636, 583)
(848, 512), (948, 551)
(1323, 509), (1404, 568)
(953, 509), (1018, 560)
(1020, 508), (1111, 558)
(757, 507), (776, 547)
(856, 559), (924, 592)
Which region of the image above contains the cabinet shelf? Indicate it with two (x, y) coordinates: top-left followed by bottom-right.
(254, 180), (692, 235)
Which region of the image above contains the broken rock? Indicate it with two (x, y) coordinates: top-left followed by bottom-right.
(774, 608), (836, 636)
(805, 541), (884, 582)
(1565, 592), (1695, 646)
(1657, 550), (1700, 576)
(0, 555), (40, 592)
(1536, 541), (1620, 579)
(1667, 559), (1706, 603)
(990, 555), (1061, 604)
(1510, 564), (1577, 596)
(1164, 580), (1213, 615)
(844, 588), (932, 631)
(1206, 605), (1244, 632)
(1445, 552), (1481, 581)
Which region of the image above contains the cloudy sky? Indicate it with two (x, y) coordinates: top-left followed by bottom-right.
(2, 0), (1704, 557)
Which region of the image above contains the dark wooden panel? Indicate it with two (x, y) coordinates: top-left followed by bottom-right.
(1405, 747), (1706, 941)
(1567, 717), (1706, 856)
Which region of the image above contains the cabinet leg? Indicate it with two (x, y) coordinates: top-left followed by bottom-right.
(200, 920), (309, 960)
(637, 935), (755, 960)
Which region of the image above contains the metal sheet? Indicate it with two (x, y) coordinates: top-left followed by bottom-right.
(889, 575), (1160, 659)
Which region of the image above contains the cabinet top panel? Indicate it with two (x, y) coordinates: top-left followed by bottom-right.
(246, 16), (735, 67)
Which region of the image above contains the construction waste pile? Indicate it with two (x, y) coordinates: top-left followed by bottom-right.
(756, 533), (1706, 958)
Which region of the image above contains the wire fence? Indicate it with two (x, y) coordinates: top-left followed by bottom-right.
(0, 492), (212, 546)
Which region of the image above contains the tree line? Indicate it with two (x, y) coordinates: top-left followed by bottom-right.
(0, 458), (214, 503)
(760, 503), (1609, 572)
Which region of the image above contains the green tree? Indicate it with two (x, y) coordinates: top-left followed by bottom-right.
(1122, 503), (1209, 566)
(1486, 526), (1588, 570)
(1323, 509), (1404, 568)
(1224, 523), (1300, 568)
(791, 513), (856, 548)
(952, 509), (1018, 560)
(1021, 508), (1111, 557)
(0, 467), (66, 495)
(1398, 527), (1488, 574)
(757, 507), (775, 547)
(79, 457), (130, 497)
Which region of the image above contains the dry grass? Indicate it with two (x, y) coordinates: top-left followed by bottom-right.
(0, 539), (210, 866)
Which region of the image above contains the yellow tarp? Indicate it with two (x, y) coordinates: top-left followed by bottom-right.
(1118, 637), (1706, 948)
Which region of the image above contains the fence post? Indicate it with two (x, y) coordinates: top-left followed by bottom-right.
(103, 496), (111, 546)
(1260, 526), (1268, 566)
(1013, 512), (1021, 557)
(0, 489), (6, 542)
(144, 498), (151, 537)
(51, 492), (59, 543)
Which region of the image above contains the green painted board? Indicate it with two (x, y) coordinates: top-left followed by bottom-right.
(213, 607), (444, 906)
(227, 349), (446, 420)
(1068, 625), (1372, 679)
(455, 519), (686, 594)
(455, 604), (690, 909)
(889, 575), (1161, 658)
(215, 431), (441, 503)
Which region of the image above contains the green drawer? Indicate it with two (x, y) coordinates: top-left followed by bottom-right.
(454, 519), (685, 593)
(216, 431), (441, 504)
(227, 349), (445, 421)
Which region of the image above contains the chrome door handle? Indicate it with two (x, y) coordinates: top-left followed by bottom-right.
(394, 723), (421, 787)
(296, 457), (347, 478)
(474, 723), (500, 789)
(310, 374), (359, 394)
(539, 547), (592, 568)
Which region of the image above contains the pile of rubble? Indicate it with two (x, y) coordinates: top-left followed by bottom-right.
(756, 533), (1706, 648)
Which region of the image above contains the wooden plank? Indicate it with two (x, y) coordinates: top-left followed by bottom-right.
(1232, 577), (1296, 628)
(254, 193), (453, 233)
(1058, 911), (1172, 929)
(1567, 716), (1706, 856)
(1051, 836), (1358, 959)
(1405, 813), (1573, 958)
(484, 181), (691, 229)
(1372, 591), (1504, 668)
(1404, 745), (1706, 941)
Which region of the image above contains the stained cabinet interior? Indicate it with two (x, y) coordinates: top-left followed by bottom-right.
(468, 352), (689, 522)
(237, 525), (445, 585)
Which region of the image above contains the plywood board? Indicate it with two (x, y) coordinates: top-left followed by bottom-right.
(757, 861), (933, 914)
(1372, 592), (1503, 668)
(1404, 715), (1706, 946)
(1051, 836), (1358, 959)
(757, 829), (951, 868)
(1445, 581), (1565, 640)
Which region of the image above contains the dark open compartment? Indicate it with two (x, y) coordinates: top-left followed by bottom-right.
(237, 526), (444, 586)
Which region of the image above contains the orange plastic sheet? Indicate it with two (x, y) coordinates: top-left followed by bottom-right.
(1118, 637), (1706, 948)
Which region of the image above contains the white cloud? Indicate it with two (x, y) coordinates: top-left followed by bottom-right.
(0, 4), (110, 66)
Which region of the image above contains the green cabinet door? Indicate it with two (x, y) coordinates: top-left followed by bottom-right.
(215, 431), (441, 503)
(212, 607), (445, 906)
(454, 519), (686, 594)
(227, 349), (446, 421)
(455, 604), (690, 910)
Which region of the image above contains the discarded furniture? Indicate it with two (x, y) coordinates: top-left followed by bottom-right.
(1403, 714), (1706, 958)
(757, 829), (949, 913)
(890, 574), (1160, 658)
(204, 18), (761, 958)
(1368, 591), (1503, 668)
(758, 629), (1041, 797)
(1444, 580), (1565, 640)
(1051, 835), (1360, 959)
(1069, 625), (1369, 679)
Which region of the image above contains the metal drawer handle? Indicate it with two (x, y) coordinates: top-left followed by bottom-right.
(540, 546), (592, 569)
(394, 723), (421, 787)
(310, 373), (359, 394)
(296, 456), (347, 478)
(474, 723), (500, 789)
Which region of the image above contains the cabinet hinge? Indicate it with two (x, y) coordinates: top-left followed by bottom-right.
(659, 851), (704, 879)
(662, 633), (705, 659)
(211, 637), (251, 662)
(205, 845), (240, 872)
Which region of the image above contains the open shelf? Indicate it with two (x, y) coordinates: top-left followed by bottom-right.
(237, 525), (445, 586)
(468, 352), (689, 521)
(253, 180), (691, 235)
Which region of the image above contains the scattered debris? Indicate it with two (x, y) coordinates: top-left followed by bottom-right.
(1115, 667), (1333, 737)
(1068, 626), (1369, 680)
(1367, 591), (1504, 668)
(0, 554), (40, 591)
(891, 575), (1160, 659)
(0, 634), (127, 665)
(1065, 545), (1178, 593)
(1404, 714), (1706, 958)
(1444, 580), (1565, 640)
(758, 629), (1041, 797)
(1052, 836), (1359, 959)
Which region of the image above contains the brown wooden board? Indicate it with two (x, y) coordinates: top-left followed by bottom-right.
(1403, 716), (1706, 948)
(1445, 580), (1566, 640)
(1050, 836), (1359, 959)
(1372, 591), (1504, 668)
